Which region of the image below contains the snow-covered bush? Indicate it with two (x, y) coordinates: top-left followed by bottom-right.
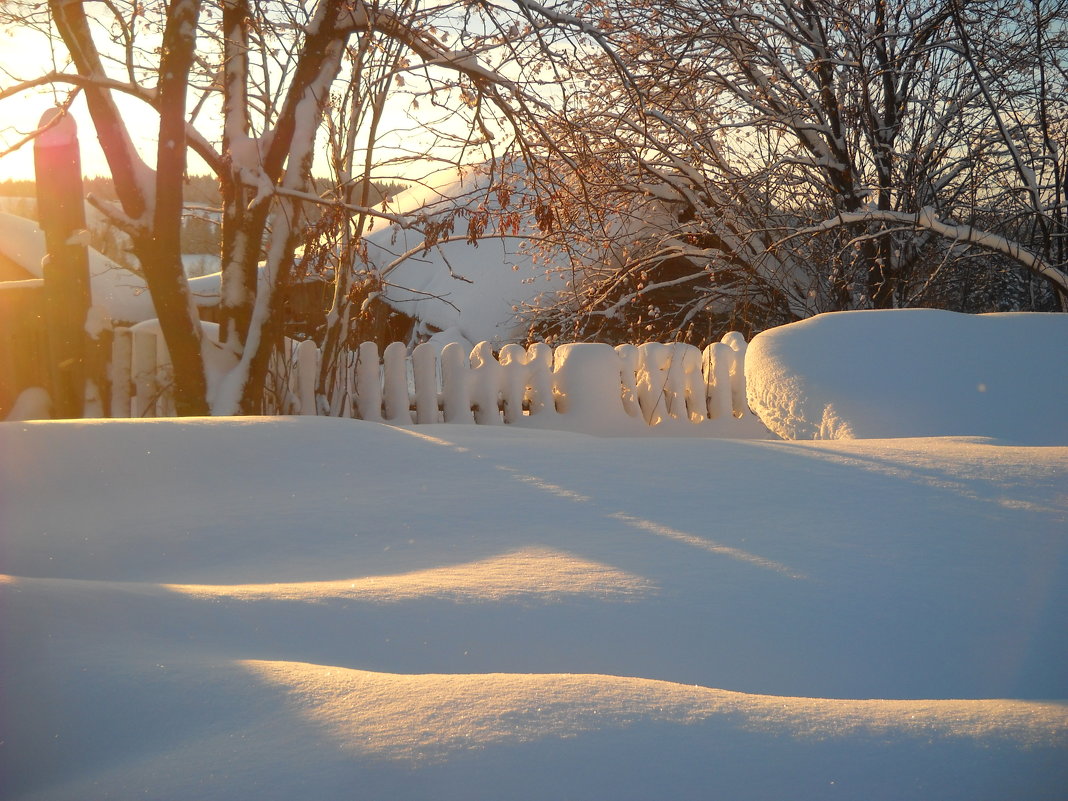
(745, 310), (1068, 444)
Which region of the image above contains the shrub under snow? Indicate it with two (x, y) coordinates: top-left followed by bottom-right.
(745, 309), (1068, 444)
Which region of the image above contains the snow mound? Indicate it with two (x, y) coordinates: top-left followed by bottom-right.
(746, 310), (1068, 443)
(3, 386), (51, 421)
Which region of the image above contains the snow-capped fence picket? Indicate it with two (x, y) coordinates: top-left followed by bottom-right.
(108, 322), (757, 435)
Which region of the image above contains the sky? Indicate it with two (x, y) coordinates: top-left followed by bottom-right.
(0, 13), (497, 186)
(0, 32), (223, 186)
(0, 98), (160, 183)
(0, 19), (128, 181)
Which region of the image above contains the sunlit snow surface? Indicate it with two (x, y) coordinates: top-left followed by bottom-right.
(1, 417), (1066, 800)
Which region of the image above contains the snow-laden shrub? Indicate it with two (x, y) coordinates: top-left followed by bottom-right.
(745, 310), (1068, 444)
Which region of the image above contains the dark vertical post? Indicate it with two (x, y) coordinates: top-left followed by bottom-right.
(34, 108), (92, 419)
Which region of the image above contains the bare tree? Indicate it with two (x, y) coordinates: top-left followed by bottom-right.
(513, 0), (1068, 343)
(0, 0), (565, 414)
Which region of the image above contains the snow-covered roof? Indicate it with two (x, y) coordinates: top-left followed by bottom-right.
(0, 211), (156, 323)
(0, 213), (158, 326)
(366, 163), (567, 345)
(0, 211), (223, 324)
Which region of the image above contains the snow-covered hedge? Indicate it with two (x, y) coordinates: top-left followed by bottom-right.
(745, 309), (1068, 444)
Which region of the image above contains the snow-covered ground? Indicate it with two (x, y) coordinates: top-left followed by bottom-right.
(2, 413), (1066, 800)
(2, 309), (1067, 799)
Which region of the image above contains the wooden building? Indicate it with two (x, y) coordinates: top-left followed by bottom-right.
(0, 253), (48, 418)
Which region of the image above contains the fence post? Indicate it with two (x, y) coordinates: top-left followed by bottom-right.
(294, 338), (319, 415)
(469, 341), (502, 425)
(412, 342), (439, 424)
(614, 344), (642, 419)
(440, 342), (473, 423)
(34, 108), (92, 419)
(382, 341), (411, 423)
(0, 284), (48, 418)
(131, 328), (159, 417)
(525, 343), (557, 419)
(636, 343), (672, 424)
(155, 331), (175, 417)
(353, 342), (383, 421)
(676, 344), (707, 422)
(497, 344), (529, 424)
(721, 332), (748, 417)
(702, 342), (733, 420)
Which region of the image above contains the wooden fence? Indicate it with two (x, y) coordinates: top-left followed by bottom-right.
(108, 321), (756, 433)
(0, 281), (47, 417)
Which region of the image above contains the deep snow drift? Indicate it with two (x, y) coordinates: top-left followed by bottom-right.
(746, 309), (1068, 443)
(1, 417), (1066, 800)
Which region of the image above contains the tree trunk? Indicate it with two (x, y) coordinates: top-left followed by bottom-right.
(135, 239), (210, 416)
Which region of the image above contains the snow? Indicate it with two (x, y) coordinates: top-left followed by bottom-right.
(2, 387), (51, 421)
(746, 309), (1068, 444)
(329, 334), (768, 438)
(182, 253), (220, 277)
(367, 164), (567, 344)
(2, 294), (1067, 797)
(2, 412), (1066, 799)
(82, 305), (111, 340)
(375, 232), (544, 343)
(550, 343), (641, 434)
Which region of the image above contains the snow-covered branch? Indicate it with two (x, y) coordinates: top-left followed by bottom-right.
(801, 208), (1068, 302)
